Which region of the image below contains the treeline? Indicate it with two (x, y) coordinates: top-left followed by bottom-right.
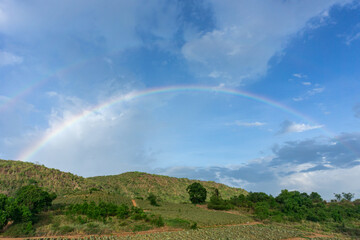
(0, 185), (56, 235)
(207, 189), (360, 222)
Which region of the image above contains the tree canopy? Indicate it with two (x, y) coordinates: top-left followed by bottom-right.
(186, 182), (207, 204)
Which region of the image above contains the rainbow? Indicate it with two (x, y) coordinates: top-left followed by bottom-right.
(18, 85), (329, 162)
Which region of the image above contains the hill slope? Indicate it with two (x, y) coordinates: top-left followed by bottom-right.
(90, 172), (247, 203)
(0, 159), (247, 203)
(0, 159), (98, 196)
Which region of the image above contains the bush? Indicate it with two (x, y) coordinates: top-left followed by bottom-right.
(150, 215), (164, 227)
(254, 202), (270, 220)
(2, 221), (34, 237)
(147, 193), (160, 206)
(165, 218), (192, 229)
(130, 207), (147, 220)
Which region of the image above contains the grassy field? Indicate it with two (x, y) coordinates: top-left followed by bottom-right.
(136, 200), (253, 227)
(17, 224), (349, 240)
(53, 191), (133, 206)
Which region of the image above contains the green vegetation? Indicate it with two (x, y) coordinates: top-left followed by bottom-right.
(208, 188), (232, 210)
(89, 171), (247, 203)
(147, 193), (160, 206)
(186, 182), (207, 204)
(0, 184), (57, 236)
(136, 199), (252, 227)
(0, 159), (98, 196)
(0, 159), (246, 204)
(0, 159), (359, 239)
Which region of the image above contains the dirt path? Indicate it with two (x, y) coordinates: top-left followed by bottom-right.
(131, 199), (137, 207)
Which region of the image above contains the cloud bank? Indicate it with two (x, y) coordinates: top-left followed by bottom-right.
(156, 133), (360, 199)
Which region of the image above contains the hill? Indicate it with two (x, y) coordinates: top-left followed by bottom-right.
(0, 159), (247, 203)
(0, 159), (98, 196)
(90, 171), (247, 203)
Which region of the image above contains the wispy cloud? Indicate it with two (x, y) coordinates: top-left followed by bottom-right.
(0, 51), (23, 66)
(344, 22), (360, 45)
(278, 120), (323, 134)
(345, 32), (360, 45)
(233, 121), (266, 127)
(293, 73), (308, 79)
(293, 86), (325, 101)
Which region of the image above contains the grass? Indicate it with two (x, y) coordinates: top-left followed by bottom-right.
(137, 199), (253, 227)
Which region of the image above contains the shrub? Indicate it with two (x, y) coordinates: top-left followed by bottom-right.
(150, 215), (165, 227)
(147, 193), (160, 206)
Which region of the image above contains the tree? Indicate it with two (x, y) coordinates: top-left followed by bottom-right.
(15, 185), (56, 214)
(186, 182), (207, 204)
(342, 192), (355, 201)
(208, 188), (231, 210)
(310, 192), (323, 203)
(334, 193), (342, 202)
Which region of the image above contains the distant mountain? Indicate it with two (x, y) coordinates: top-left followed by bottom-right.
(0, 159), (247, 203)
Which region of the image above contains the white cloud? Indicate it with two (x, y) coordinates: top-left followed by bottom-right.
(182, 0), (352, 85)
(345, 32), (360, 45)
(280, 165), (360, 198)
(307, 87), (325, 95)
(302, 82), (312, 86)
(16, 92), (163, 177)
(293, 73), (307, 79)
(279, 120), (323, 134)
(0, 50), (23, 66)
(0, 1), (179, 62)
(233, 121), (266, 127)
(293, 86), (325, 101)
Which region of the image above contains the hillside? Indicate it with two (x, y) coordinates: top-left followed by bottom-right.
(0, 159), (247, 203)
(0, 159), (99, 196)
(90, 172), (247, 203)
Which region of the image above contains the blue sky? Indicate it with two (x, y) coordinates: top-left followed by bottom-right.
(1, 0), (360, 199)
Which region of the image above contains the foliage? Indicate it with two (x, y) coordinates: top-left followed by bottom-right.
(186, 182), (207, 204)
(147, 193), (159, 206)
(207, 188), (231, 210)
(15, 185), (56, 214)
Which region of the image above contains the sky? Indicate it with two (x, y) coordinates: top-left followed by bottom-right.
(0, 0), (360, 199)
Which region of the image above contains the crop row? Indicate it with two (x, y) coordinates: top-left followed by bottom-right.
(22, 224), (346, 240)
